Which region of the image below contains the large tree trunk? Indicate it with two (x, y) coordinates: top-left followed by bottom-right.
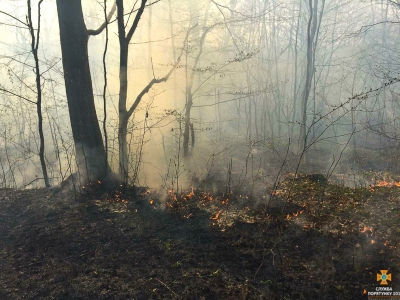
(56, 0), (107, 182)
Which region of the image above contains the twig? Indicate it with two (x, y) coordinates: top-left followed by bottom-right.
(0, 87), (36, 104)
(154, 278), (180, 298)
(24, 177), (44, 187)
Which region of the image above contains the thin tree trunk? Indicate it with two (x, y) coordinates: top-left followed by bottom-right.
(183, 87), (193, 156)
(116, 0), (183, 181)
(291, 1), (301, 140)
(182, 24), (210, 156)
(102, 0), (109, 176)
(300, 0), (321, 152)
(28, 0), (50, 187)
(116, 0), (147, 183)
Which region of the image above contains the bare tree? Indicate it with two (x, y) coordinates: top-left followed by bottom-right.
(116, 0), (183, 183)
(299, 0), (325, 152)
(56, 0), (115, 183)
(27, 0), (50, 187)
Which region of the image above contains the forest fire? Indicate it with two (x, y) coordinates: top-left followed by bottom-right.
(371, 179), (400, 188)
(2, 0), (400, 298)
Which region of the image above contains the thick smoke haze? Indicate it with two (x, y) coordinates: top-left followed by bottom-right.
(0, 0), (399, 191)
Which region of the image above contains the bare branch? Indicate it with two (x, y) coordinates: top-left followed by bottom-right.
(0, 22), (27, 29)
(0, 11), (28, 27)
(87, 3), (116, 36)
(125, 0), (139, 28)
(126, 25), (195, 118)
(355, 20), (400, 36)
(126, 0), (147, 42)
(0, 87), (36, 104)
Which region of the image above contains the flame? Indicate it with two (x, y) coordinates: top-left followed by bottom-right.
(186, 187), (195, 198)
(221, 199), (229, 205)
(149, 199), (154, 205)
(141, 189), (151, 197)
(373, 179), (400, 187)
(211, 211), (222, 220)
(363, 289), (367, 295)
(361, 225), (373, 234)
(371, 240), (375, 244)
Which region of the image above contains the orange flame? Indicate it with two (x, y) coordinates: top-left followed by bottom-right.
(361, 225), (373, 234)
(373, 179), (400, 187)
(186, 187), (195, 199)
(211, 211), (222, 220)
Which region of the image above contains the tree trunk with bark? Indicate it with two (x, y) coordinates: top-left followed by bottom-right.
(299, 0), (325, 152)
(116, 0), (183, 183)
(56, 0), (107, 182)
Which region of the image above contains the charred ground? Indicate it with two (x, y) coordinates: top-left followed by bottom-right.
(0, 174), (399, 299)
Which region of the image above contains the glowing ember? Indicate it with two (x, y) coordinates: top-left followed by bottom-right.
(360, 225), (373, 234)
(186, 188), (195, 199)
(211, 211), (222, 220)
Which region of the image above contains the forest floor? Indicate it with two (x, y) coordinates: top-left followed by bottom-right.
(0, 174), (399, 299)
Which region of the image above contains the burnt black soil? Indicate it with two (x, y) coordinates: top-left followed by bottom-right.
(0, 178), (399, 299)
